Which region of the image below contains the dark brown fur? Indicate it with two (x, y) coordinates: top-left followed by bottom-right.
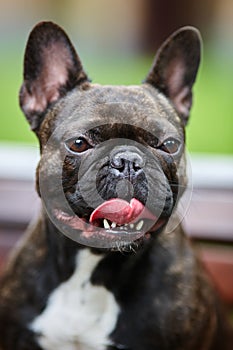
(0, 22), (232, 350)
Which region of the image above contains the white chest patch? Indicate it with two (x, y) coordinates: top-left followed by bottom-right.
(31, 249), (120, 350)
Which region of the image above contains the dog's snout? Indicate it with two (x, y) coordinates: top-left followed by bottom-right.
(110, 147), (145, 174)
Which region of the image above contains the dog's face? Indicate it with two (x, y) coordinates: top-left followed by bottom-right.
(19, 22), (201, 249)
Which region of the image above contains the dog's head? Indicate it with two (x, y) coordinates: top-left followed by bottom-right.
(19, 22), (201, 249)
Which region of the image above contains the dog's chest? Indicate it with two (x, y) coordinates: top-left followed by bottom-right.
(31, 249), (120, 350)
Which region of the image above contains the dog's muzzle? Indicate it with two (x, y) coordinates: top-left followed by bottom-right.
(110, 146), (145, 176)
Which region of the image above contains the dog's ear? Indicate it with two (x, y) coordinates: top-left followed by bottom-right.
(19, 21), (89, 132)
(144, 27), (201, 125)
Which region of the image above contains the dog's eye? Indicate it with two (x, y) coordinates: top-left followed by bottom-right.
(66, 138), (90, 153)
(160, 138), (180, 154)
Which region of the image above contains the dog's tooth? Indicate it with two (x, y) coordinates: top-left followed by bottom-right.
(130, 223), (134, 229)
(136, 220), (144, 231)
(103, 219), (110, 229)
(111, 222), (117, 228)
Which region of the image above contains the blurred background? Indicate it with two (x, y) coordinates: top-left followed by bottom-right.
(0, 0), (233, 306)
(0, 0), (232, 153)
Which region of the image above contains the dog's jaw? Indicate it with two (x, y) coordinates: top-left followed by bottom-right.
(53, 198), (167, 247)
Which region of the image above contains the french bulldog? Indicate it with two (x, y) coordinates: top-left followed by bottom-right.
(0, 22), (232, 350)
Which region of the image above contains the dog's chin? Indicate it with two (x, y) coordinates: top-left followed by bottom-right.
(53, 197), (168, 251)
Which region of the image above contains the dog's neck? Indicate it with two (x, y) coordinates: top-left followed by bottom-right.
(39, 212), (80, 280)
(40, 209), (154, 283)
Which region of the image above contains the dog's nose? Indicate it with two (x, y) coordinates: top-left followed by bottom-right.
(110, 147), (145, 174)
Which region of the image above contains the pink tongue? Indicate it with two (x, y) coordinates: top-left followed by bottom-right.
(90, 198), (156, 225)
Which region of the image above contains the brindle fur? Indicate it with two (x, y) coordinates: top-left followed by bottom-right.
(0, 22), (232, 350)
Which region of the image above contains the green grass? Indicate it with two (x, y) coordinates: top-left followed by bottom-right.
(186, 55), (233, 154)
(0, 51), (232, 154)
(0, 54), (37, 144)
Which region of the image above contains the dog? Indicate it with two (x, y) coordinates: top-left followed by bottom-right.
(0, 21), (232, 350)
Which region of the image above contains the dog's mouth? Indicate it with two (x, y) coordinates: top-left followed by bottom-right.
(89, 198), (165, 234)
(53, 198), (166, 245)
